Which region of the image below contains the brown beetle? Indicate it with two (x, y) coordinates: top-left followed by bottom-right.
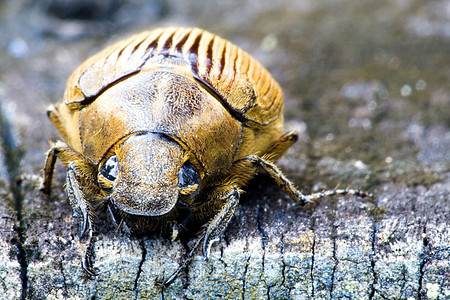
(41, 27), (371, 285)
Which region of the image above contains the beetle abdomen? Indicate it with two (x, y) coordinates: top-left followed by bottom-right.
(64, 27), (282, 126)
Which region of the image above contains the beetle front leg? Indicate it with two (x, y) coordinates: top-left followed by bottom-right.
(66, 162), (97, 276)
(66, 162), (91, 238)
(161, 187), (240, 287)
(41, 141), (98, 275)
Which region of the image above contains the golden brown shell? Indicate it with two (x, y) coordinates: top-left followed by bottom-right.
(51, 27), (284, 173)
(64, 27), (283, 126)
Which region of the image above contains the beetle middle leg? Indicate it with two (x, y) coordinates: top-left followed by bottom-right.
(247, 155), (373, 204)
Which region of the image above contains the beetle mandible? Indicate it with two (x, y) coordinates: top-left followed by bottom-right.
(41, 27), (372, 285)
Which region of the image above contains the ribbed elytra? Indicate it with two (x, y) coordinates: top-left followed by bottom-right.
(41, 27), (372, 286)
(63, 27), (282, 126)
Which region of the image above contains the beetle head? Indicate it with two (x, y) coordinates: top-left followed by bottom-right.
(98, 132), (200, 217)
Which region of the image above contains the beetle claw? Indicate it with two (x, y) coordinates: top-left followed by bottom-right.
(107, 203), (132, 236)
(82, 257), (97, 277)
(202, 236), (219, 260)
(82, 238), (97, 277)
(107, 203), (121, 228)
(81, 224), (97, 277)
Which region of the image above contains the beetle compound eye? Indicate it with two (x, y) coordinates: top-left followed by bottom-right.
(100, 155), (119, 182)
(178, 161), (200, 196)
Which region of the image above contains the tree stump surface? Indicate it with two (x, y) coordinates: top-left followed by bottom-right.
(0, 0), (449, 299)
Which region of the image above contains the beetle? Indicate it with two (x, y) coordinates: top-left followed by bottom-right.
(41, 27), (372, 285)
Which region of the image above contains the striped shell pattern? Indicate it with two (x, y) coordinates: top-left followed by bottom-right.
(64, 27), (283, 127)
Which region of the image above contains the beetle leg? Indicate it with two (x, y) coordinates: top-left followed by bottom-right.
(40, 146), (59, 194)
(47, 104), (70, 143)
(66, 162), (91, 237)
(66, 162), (98, 276)
(41, 142), (98, 275)
(81, 223), (97, 277)
(201, 187), (240, 258)
(41, 141), (87, 194)
(247, 155), (373, 205)
(161, 187), (240, 287)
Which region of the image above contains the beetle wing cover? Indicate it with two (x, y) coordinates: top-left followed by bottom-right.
(63, 27), (283, 126)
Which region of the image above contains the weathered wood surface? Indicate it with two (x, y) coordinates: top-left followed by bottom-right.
(1, 0), (449, 299)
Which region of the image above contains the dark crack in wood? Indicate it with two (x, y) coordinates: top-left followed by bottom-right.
(417, 226), (428, 300)
(369, 219), (378, 299)
(133, 238), (147, 298)
(241, 255), (251, 300)
(329, 221), (338, 299)
(0, 102), (28, 300)
(310, 218), (316, 299)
